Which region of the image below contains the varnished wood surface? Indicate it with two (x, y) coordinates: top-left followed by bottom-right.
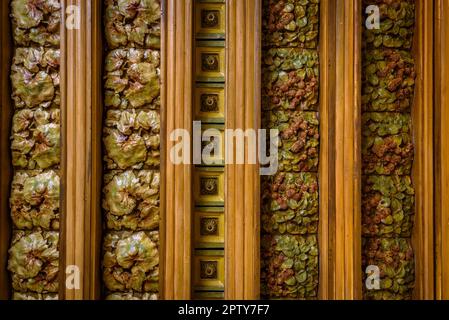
(318, 0), (336, 300)
(334, 0), (362, 300)
(412, 0), (434, 300)
(64, 0), (90, 300)
(435, 0), (449, 301)
(0, 0), (448, 300)
(225, 0), (261, 300)
(86, 0), (103, 300)
(59, 0), (67, 300)
(164, 0), (193, 300)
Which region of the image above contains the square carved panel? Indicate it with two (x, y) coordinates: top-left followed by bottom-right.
(193, 251), (225, 290)
(194, 209), (225, 248)
(193, 167), (225, 206)
(201, 261), (218, 279)
(195, 42), (226, 82)
(194, 83), (225, 123)
(195, 1), (226, 39)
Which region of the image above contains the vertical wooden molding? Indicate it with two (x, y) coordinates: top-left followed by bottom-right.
(225, 0), (261, 300)
(412, 0), (434, 300)
(159, 0), (167, 301)
(59, 0), (68, 300)
(0, 0), (12, 300)
(86, 0), (103, 300)
(319, 0), (336, 301)
(164, 0), (193, 300)
(334, 0), (362, 300)
(83, 0), (103, 300)
(63, 0), (112, 300)
(63, 0), (91, 300)
(435, 0), (449, 301)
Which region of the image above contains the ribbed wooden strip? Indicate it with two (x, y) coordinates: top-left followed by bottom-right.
(334, 0), (362, 300)
(435, 0), (449, 301)
(318, 0), (335, 300)
(164, 0), (193, 300)
(412, 0), (434, 300)
(225, 0), (261, 300)
(64, 0), (89, 300)
(62, 0), (103, 300)
(86, 0), (103, 300)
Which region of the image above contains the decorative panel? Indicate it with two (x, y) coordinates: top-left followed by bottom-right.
(194, 208), (225, 248)
(195, 0), (226, 40)
(224, 0), (262, 299)
(361, 0), (416, 300)
(435, 0), (449, 300)
(193, 167), (225, 207)
(261, 0), (320, 299)
(101, 0), (162, 300)
(193, 250), (225, 291)
(194, 83), (225, 123)
(163, 0), (193, 299)
(0, 0), (443, 302)
(195, 41), (226, 82)
(6, 0), (62, 300)
(193, 0), (226, 299)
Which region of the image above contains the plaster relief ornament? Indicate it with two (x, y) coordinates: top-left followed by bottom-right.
(363, 0), (415, 50)
(105, 0), (161, 49)
(263, 48), (319, 112)
(105, 292), (158, 300)
(11, 0), (61, 47)
(261, 234), (319, 299)
(262, 172), (318, 235)
(104, 109), (160, 169)
(8, 0), (62, 300)
(102, 231), (159, 293)
(103, 0), (161, 299)
(11, 47), (60, 110)
(362, 175), (414, 238)
(103, 170), (160, 231)
(264, 111), (319, 172)
(10, 170), (60, 230)
(11, 108), (60, 169)
(362, 112), (413, 175)
(361, 0), (416, 301)
(362, 49), (416, 112)
(263, 0), (320, 49)
(104, 48), (160, 110)
(8, 231), (59, 294)
(362, 237), (414, 300)
(12, 292), (58, 300)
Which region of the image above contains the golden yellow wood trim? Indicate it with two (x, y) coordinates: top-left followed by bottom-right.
(334, 0), (362, 300)
(159, 0), (167, 301)
(319, 0), (336, 301)
(63, 0), (90, 300)
(0, 0), (13, 300)
(61, 0), (104, 301)
(59, 0), (68, 300)
(435, 0), (449, 301)
(225, 0), (261, 300)
(164, 0), (193, 300)
(412, 0), (434, 300)
(79, 0), (104, 300)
